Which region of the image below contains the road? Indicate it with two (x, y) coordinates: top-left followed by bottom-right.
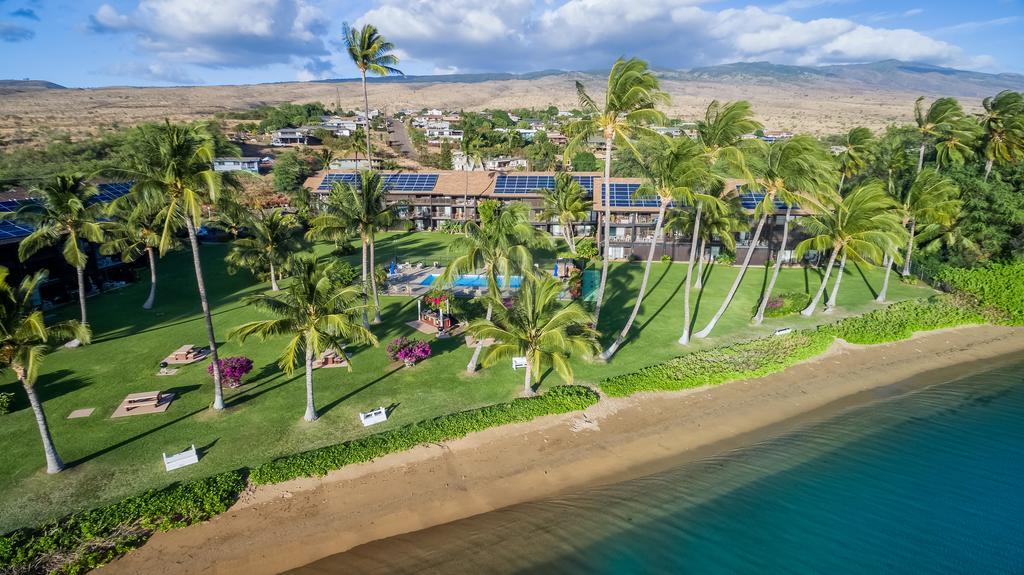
(388, 118), (417, 161)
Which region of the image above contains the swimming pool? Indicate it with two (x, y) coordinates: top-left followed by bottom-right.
(418, 274), (522, 289)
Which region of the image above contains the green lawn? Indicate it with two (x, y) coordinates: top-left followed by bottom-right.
(0, 231), (933, 532)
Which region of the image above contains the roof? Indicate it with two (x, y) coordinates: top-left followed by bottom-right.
(0, 182), (133, 245)
(214, 157), (261, 162)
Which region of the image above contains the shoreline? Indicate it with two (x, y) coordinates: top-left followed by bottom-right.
(103, 325), (1024, 575)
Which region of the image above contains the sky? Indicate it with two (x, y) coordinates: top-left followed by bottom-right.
(0, 0), (1021, 87)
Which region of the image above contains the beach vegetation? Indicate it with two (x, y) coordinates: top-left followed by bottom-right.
(937, 261), (1024, 324)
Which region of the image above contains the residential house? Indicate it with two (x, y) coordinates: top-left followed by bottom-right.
(213, 157), (261, 174)
(271, 129), (308, 146)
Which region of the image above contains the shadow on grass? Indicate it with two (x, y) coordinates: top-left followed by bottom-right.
(94, 305), (250, 344)
(318, 364), (404, 416)
(853, 262), (879, 299)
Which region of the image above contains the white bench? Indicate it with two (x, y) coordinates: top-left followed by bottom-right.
(163, 445), (199, 471)
(359, 407), (388, 427)
(512, 357), (528, 370)
(773, 327), (793, 336)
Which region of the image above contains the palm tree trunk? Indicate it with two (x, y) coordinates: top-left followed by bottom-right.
(592, 133), (614, 326)
(563, 217), (576, 255)
(695, 238), (706, 289)
(694, 214), (768, 339)
(466, 302), (492, 373)
(303, 342), (317, 422)
(23, 379), (63, 474)
(76, 265), (88, 327)
(523, 358), (533, 396)
(753, 205), (792, 324)
(269, 260), (280, 292)
(361, 70), (373, 164)
(902, 220), (916, 277)
(143, 247), (157, 309)
(802, 248), (838, 315)
(369, 235), (382, 324)
(360, 236), (370, 329)
(876, 254), (893, 303)
(838, 172), (846, 195)
(603, 198), (667, 359)
(679, 202), (703, 344)
(984, 159), (993, 181)
(918, 143), (926, 173)
(185, 217), (223, 411)
(824, 252), (847, 313)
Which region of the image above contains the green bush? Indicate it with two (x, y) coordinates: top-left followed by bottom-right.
(937, 262), (1024, 325)
(0, 392), (12, 415)
(600, 331), (834, 397)
(660, 254), (672, 263)
(752, 291), (810, 318)
(822, 295), (984, 345)
(0, 471), (245, 574)
(250, 385), (599, 485)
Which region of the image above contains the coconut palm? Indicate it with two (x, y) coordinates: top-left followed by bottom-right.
(538, 173), (589, 255)
(797, 182), (907, 315)
(835, 127), (874, 193)
(564, 58), (669, 325)
(913, 96), (969, 172)
(977, 90), (1024, 180)
(229, 257), (376, 421)
(893, 168), (961, 278)
(934, 117), (980, 172)
(695, 136), (835, 337)
(316, 148), (336, 171)
(226, 209), (305, 291)
(122, 121), (232, 410)
(602, 134), (715, 359)
(307, 170), (393, 325)
(101, 197), (176, 309)
(342, 22), (403, 162)
(665, 199), (744, 290)
(469, 274), (599, 395)
(442, 200), (546, 373)
(0, 268), (90, 473)
(1, 174), (105, 332)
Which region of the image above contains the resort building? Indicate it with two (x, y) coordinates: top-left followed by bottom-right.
(213, 157), (261, 174)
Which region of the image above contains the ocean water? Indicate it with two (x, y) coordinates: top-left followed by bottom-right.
(291, 357), (1024, 575)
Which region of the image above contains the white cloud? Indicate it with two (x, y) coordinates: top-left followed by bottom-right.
(104, 61), (203, 84)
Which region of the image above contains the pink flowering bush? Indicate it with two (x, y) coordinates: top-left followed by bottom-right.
(386, 337), (431, 366)
(208, 356), (254, 388)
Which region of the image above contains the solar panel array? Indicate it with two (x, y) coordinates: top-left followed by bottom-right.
(317, 173), (439, 192)
(601, 183), (668, 208)
(0, 182), (133, 242)
(493, 175), (596, 196)
(738, 192), (792, 211)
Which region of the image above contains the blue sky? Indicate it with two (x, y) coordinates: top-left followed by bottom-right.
(0, 0), (1021, 87)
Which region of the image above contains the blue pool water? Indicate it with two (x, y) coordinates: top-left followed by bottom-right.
(418, 274), (522, 289)
(290, 355), (1024, 574)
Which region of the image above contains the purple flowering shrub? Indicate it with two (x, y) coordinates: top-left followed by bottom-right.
(386, 337), (432, 365)
(208, 356), (254, 388)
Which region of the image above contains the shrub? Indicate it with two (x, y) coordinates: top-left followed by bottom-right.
(660, 254), (672, 263)
(821, 294), (984, 344)
(0, 471), (245, 574)
(937, 262), (1024, 325)
(208, 357), (254, 388)
(575, 238), (598, 261)
(385, 337), (431, 365)
(752, 291), (810, 318)
(249, 385), (600, 485)
(715, 253), (735, 265)
(0, 392), (11, 415)
(439, 220), (464, 235)
(601, 331), (833, 397)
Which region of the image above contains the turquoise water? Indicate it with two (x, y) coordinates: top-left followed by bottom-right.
(291, 357), (1024, 574)
(418, 274), (522, 288)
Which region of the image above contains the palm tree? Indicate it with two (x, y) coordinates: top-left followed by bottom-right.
(977, 90), (1024, 180)
(695, 136), (835, 337)
(0, 268), (89, 473)
(307, 170), (393, 325)
(894, 168), (961, 278)
(226, 209), (304, 291)
(835, 127), (874, 193)
(469, 274), (599, 395)
(229, 257), (376, 421)
(564, 58), (668, 325)
(342, 22), (403, 162)
(797, 182), (906, 315)
(913, 96), (968, 172)
(316, 148), (336, 171)
(1, 174), (105, 333)
(934, 117), (980, 172)
(538, 173), (589, 255)
(602, 134), (715, 359)
(101, 197), (175, 309)
(442, 200), (545, 373)
(123, 121), (231, 410)
(665, 199), (743, 290)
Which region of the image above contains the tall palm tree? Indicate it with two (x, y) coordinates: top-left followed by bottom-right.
(538, 173), (589, 255)
(1, 174), (105, 333)
(913, 96), (968, 172)
(307, 170), (393, 325)
(226, 209), (304, 291)
(977, 90), (1024, 180)
(229, 257), (376, 421)
(564, 58), (668, 325)
(665, 199), (744, 290)
(797, 182), (906, 315)
(695, 136), (835, 337)
(316, 148), (336, 171)
(602, 134), (714, 359)
(342, 22), (403, 162)
(123, 121), (232, 410)
(835, 127), (874, 193)
(0, 268), (89, 473)
(894, 168), (961, 278)
(101, 197), (175, 309)
(934, 117), (980, 172)
(469, 274), (599, 395)
(442, 200), (546, 373)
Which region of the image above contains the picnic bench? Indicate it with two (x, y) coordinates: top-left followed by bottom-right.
(512, 357), (528, 370)
(163, 445), (199, 471)
(126, 392), (162, 411)
(359, 407), (388, 427)
(773, 327), (793, 336)
(313, 349), (348, 369)
(164, 344), (210, 365)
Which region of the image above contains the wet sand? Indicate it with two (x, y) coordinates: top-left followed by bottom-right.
(102, 325), (1024, 575)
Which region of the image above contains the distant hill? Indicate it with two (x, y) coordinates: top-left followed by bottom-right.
(0, 80), (66, 94)
(314, 70), (568, 85)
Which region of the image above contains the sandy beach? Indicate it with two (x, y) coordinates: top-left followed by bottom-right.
(102, 325), (1024, 575)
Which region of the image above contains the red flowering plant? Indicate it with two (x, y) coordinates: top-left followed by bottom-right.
(423, 288), (452, 311)
(386, 337), (432, 366)
(208, 356), (254, 388)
